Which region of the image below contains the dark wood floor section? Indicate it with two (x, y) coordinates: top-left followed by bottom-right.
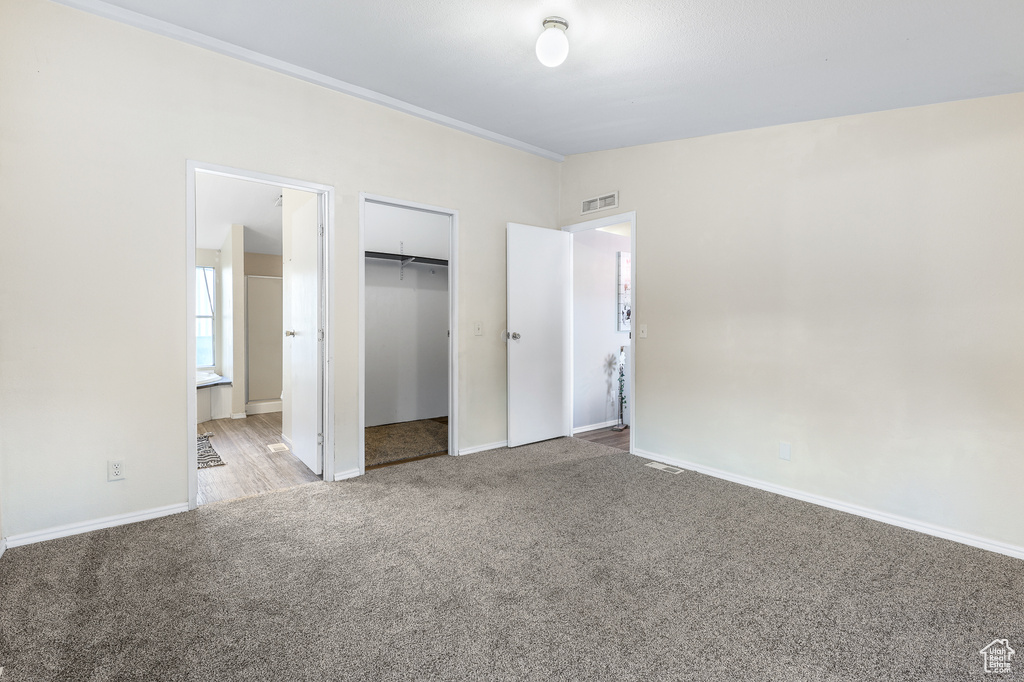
(198, 412), (320, 505)
(573, 425), (630, 452)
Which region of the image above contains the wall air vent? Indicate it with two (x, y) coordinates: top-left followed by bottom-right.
(645, 461), (684, 474)
(581, 191), (619, 215)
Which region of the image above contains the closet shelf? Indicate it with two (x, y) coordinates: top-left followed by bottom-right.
(365, 251), (448, 266)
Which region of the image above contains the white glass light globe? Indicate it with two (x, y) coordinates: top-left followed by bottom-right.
(535, 25), (569, 67)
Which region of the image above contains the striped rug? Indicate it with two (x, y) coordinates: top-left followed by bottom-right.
(197, 433), (226, 469)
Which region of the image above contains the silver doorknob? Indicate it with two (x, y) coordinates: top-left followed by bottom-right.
(511, 332), (521, 340)
(285, 330), (296, 337)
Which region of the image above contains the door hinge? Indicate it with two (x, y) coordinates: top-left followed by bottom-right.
(318, 224), (324, 236)
(318, 329), (324, 341)
(317, 433), (324, 445)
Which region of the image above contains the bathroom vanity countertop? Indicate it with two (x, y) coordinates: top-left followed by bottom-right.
(197, 378), (232, 388)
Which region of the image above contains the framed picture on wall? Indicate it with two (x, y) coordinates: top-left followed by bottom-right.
(617, 251), (631, 332)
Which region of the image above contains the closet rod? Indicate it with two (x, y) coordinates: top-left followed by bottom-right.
(365, 251), (448, 266)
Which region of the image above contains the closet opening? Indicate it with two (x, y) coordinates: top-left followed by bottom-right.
(359, 195), (459, 470)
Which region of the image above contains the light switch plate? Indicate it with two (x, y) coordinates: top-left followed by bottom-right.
(779, 442), (792, 461)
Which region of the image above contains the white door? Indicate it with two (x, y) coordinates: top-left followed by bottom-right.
(506, 223), (573, 447)
(283, 189), (322, 474)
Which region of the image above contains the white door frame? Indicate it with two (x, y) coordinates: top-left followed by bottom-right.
(358, 193), (460, 474)
(562, 211), (637, 455)
(186, 161), (336, 508)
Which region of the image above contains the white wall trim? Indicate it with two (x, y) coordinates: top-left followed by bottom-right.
(562, 211), (636, 233)
(281, 433), (293, 449)
(51, 0), (564, 163)
(0, 537), (7, 560)
(230, 412), (248, 420)
(321, 189), (338, 483)
(573, 420), (619, 434)
(633, 448), (1024, 562)
(333, 468), (361, 482)
(458, 441), (508, 456)
(5, 504), (190, 549)
(357, 197), (366, 475)
(186, 160), (199, 512)
(245, 400), (282, 415)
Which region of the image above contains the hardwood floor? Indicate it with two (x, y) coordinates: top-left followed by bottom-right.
(197, 412), (320, 505)
(573, 425), (630, 452)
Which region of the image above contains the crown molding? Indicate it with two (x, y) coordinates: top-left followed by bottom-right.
(51, 0), (566, 163)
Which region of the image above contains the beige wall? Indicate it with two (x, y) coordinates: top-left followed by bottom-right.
(6, 0), (1015, 554)
(560, 92), (1024, 549)
(0, 0), (559, 537)
(196, 248), (219, 268)
(245, 251), (285, 407)
(245, 252), (282, 277)
(246, 275), (283, 404)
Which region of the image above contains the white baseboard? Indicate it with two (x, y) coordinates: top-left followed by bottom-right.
(457, 440), (508, 456)
(334, 467), (361, 481)
(230, 412), (247, 420)
(245, 400), (282, 415)
(0, 537), (7, 560)
(573, 420), (619, 435)
(633, 448), (1024, 561)
(5, 503), (190, 549)
(281, 433), (293, 449)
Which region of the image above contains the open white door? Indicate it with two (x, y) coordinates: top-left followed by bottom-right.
(283, 189), (322, 474)
(506, 223), (573, 447)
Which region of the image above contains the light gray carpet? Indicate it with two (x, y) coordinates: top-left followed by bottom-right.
(1, 438), (1022, 681)
(364, 418), (448, 467)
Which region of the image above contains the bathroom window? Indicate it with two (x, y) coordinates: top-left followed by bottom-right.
(196, 266), (216, 368)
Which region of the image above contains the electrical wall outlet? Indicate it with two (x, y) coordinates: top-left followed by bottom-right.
(108, 459), (125, 481)
(474, 321), (483, 336)
(779, 442), (792, 461)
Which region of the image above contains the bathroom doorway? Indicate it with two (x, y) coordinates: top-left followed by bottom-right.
(187, 163), (335, 507)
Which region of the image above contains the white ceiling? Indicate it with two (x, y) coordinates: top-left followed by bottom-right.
(78, 0), (1024, 157)
(195, 173), (283, 255)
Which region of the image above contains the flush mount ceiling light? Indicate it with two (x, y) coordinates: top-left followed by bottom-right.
(535, 16), (569, 68)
